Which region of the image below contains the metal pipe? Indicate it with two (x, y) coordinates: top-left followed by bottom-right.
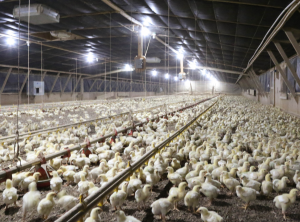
(237, 0), (300, 83)
(54, 97), (219, 222)
(154, 36), (178, 54)
(101, 0), (143, 27)
(83, 69), (132, 80)
(146, 66), (244, 75)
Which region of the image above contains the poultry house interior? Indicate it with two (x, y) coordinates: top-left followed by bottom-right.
(1, 1), (300, 222)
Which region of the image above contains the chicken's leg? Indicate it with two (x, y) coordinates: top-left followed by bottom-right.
(240, 202), (249, 210)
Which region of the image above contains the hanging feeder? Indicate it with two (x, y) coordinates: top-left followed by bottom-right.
(29, 163), (55, 189)
(80, 137), (93, 157)
(110, 129), (118, 144)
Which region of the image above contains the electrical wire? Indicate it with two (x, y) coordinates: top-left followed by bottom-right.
(14, 0), (21, 160)
(27, 0), (30, 110)
(248, 0), (297, 66)
(144, 37), (152, 57)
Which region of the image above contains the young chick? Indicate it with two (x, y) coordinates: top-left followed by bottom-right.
(293, 170), (300, 185)
(169, 182), (187, 210)
(85, 207), (102, 222)
(187, 170), (206, 189)
(110, 182), (128, 210)
(205, 173), (222, 189)
(60, 166), (76, 186)
(240, 175), (261, 192)
(135, 185), (151, 210)
(196, 207), (223, 222)
(50, 171), (63, 193)
(200, 182), (220, 206)
(74, 165), (90, 184)
(22, 182), (41, 221)
(151, 195), (177, 222)
(57, 190), (77, 212)
(236, 185), (259, 210)
(37, 192), (56, 219)
(3, 179), (18, 210)
(184, 185), (201, 213)
(261, 174), (273, 197)
(78, 174), (90, 198)
(297, 178), (300, 190)
(222, 171), (240, 196)
(127, 173), (142, 196)
(171, 158), (181, 170)
(166, 166), (182, 186)
(90, 162), (107, 182)
(12, 171), (30, 188)
(274, 189), (298, 220)
(88, 182), (99, 196)
(176, 162), (190, 179)
(116, 210), (141, 222)
(20, 172), (41, 191)
(273, 176), (289, 194)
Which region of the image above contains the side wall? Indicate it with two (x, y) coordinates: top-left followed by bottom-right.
(242, 67), (300, 117)
(171, 80), (242, 95)
(0, 91), (165, 106)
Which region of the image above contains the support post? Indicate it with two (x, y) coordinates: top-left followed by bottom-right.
(61, 74), (72, 95)
(267, 50), (297, 101)
(41, 71), (47, 81)
(274, 41), (300, 89)
(89, 79), (97, 92)
(249, 69), (266, 97)
(0, 68), (12, 94)
(19, 71), (30, 96)
(97, 80), (104, 91)
(285, 31), (300, 56)
(72, 75), (82, 95)
(48, 73), (60, 96)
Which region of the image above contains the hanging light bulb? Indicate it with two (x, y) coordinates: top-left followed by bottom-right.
(124, 64), (133, 71)
(165, 73), (169, 79)
(6, 37), (15, 46)
(86, 52), (94, 63)
(141, 27), (150, 36)
(174, 76), (178, 81)
(189, 60), (197, 70)
(152, 70), (157, 76)
(177, 53), (183, 59)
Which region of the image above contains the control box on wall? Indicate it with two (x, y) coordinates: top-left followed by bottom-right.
(27, 81), (44, 95)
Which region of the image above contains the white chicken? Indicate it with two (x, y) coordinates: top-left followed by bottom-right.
(22, 182), (41, 221)
(57, 190), (78, 212)
(135, 184), (151, 210)
(3, 179), (18, 210)
(37, 192), (56, 219)
(50, 171), (63, 193)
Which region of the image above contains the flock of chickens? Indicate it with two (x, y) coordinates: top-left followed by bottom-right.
(0, 95), (205, 221)
(0, 96), (190, 138)
(2, 95), (300, 222)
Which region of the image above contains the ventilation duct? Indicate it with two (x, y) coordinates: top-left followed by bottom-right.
(50, 31), (72, 39)
(146, 57), (161, 63)
(13, 4), (60, 25)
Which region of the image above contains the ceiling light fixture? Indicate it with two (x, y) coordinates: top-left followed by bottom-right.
(141, 27), (150, 36)
(6, 38), (15, 46)
(189, 60), (197, 70)
(124, 64), (133, 71)
(177, 53), (183, 59)
(152, 70), (157, 76)
(165, 73), (169, 79)
(86, 52), (94, 63)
